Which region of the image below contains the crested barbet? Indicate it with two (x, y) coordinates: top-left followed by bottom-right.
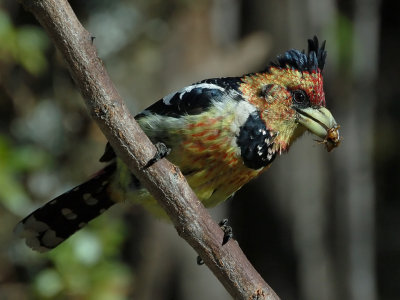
(15, 36), (340, 252)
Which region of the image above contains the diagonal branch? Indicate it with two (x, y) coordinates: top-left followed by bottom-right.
(17, 0), (279, 299)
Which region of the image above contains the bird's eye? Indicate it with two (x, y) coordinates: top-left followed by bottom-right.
(291, 90), (309, 106)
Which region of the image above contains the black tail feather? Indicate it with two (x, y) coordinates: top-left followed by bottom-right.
(15, 163), (116, 252)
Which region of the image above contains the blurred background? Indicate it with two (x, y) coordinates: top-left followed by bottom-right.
(0, 0), (398, 299)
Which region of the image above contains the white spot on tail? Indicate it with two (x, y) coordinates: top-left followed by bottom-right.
(42, 230), (63, 248)
(14, 216), (55, 253)
(83, 193), (98, 205)
(26, 235), (49, 253)
(78, 222), (87, 228)
(21, 215), (49, 233)
(61, 208), (78, 220)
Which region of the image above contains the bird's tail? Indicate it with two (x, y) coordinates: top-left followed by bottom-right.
(14, 163), (117, 252)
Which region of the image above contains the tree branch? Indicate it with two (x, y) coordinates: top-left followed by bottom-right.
(17, 0), (279, 299)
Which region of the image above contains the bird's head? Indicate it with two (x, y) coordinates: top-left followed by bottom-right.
(239, 36), (340, 153)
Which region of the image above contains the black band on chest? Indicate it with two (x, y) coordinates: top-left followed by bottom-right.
(236, 111), (276, 170)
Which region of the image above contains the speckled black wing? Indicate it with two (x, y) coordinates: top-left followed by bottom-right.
(100, 77), (243, 162)
(136, 77), (242, 119)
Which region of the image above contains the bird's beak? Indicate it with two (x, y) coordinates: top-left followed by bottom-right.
(296, 106), (341, 151)
(296, 106), (336, 139)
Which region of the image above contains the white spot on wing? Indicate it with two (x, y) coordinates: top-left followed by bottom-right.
(162, 92), (175, 105)
(179, 83), (225, 100)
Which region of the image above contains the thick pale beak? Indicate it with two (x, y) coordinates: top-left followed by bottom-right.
(296, 106), (341, 151)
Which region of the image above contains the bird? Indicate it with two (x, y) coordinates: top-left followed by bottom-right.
(15, 36), (340, 252)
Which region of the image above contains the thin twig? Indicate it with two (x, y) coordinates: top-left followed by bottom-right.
(17, 0), (279, 299)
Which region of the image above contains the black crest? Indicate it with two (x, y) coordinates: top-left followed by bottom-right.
(271, 36), (327, 72)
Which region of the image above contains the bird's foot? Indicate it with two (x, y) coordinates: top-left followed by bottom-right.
(196, 218), (233, 265)
(219, 218), (233, 246)
(143, 142), (171, 169)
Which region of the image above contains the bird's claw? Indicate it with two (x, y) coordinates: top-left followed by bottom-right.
(143, 142), (171, 169)
(196, 218), (233, 266)
(219, 218), (233, 245)
(196, 255), (204, 265)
